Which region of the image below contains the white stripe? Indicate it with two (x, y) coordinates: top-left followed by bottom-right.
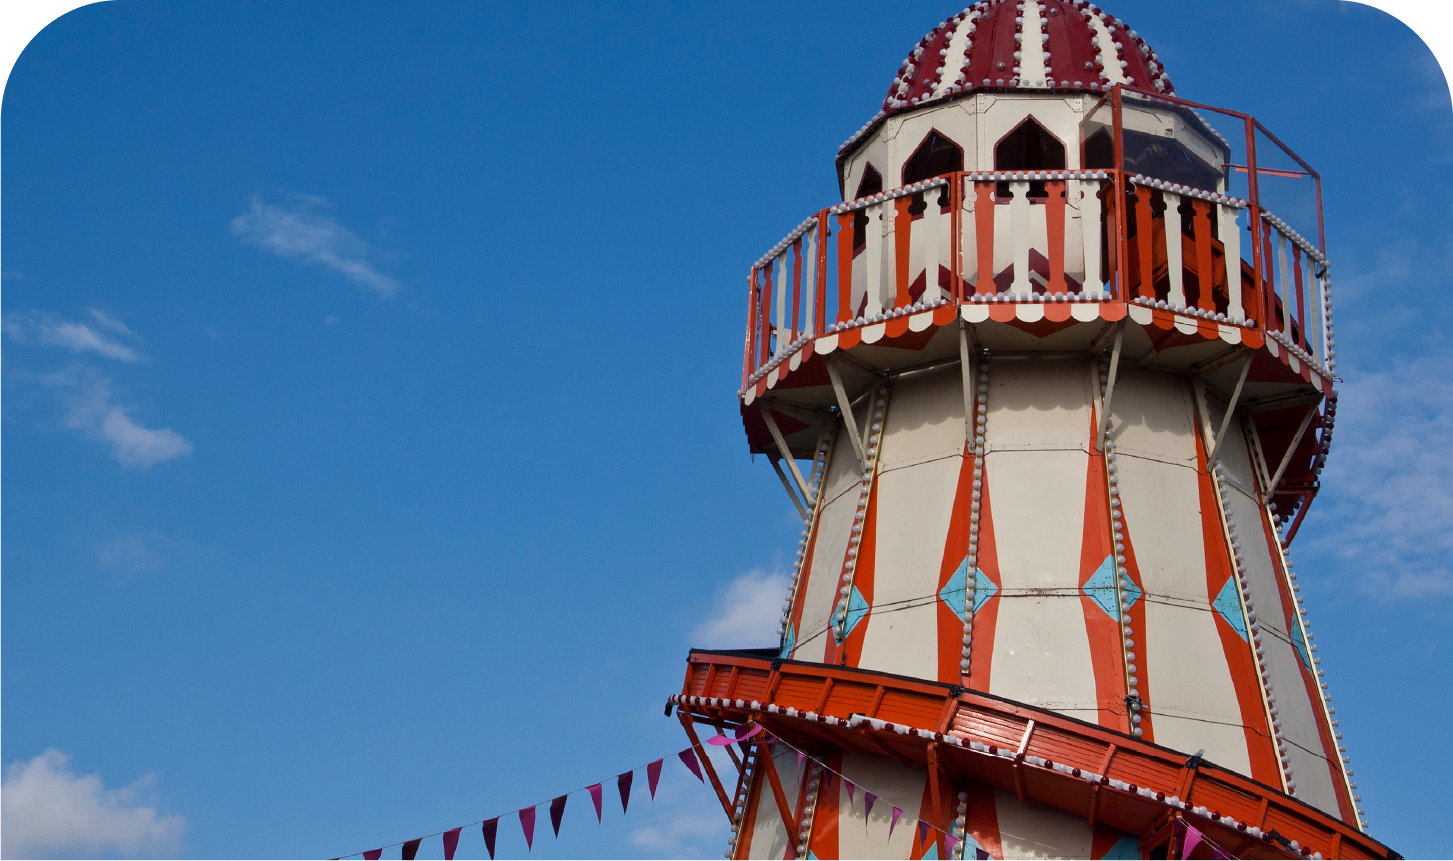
(1019, 0), (1047, 86)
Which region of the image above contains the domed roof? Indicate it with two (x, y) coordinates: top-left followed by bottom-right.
(839, 0), (1175, 156)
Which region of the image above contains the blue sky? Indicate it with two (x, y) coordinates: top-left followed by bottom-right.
(1, 1), (1449, 858)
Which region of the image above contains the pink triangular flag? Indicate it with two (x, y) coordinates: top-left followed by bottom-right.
(442, 827), (461, 861)
(864, 791), (877, 819)
(618, 771), (633, 813)
(482, 818), (499, 860)
(549, 794), (567, 837)
(845, 778), (857, 806)
(889, 806), (903, 838)
(588, 783), (603, 821)
(796, 751), (806, 772)
(678, 748), (705, 783)
(946, 834), (961, 854)
(647, 758), (664, 798)
(519, 806), (536, 851)
(1183, 821), (1205, 858)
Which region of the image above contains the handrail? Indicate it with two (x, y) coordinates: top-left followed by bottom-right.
(675, 651), (1388, 861)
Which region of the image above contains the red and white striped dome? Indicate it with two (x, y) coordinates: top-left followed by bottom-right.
(840, 0), (1174, 155)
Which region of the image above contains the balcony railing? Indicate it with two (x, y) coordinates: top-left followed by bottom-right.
(742, 87), (1333, 390)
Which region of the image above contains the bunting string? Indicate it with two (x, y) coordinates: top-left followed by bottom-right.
(333, 735), (728, 861)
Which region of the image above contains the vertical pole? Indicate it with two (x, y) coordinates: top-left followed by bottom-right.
(1111, 86), (1130, 304)
(1245, 115), (1266, 333)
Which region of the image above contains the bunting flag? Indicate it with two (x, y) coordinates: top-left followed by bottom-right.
(482, 818), (499, 860)
(708, 724), (764, 746)
(646, 758), (664, 799)
(796, 751), (805, 772)
(917, 820), (931, 845)
(442, 827), (461, 861)
(617, 771), (634, 813)
(890, 805), (903, 838)
(1180, 821), (1233, 860)
(549, 795), (568, 837)
(401, 838), (421, 861)
(678, 748), (705, 783)
(946, 834), (961, 854)
(864, 791), (877, 820)
(364, 851), (382, 861)
(519, 806), (536, 851)
(587, 783), (603, 822)
(845, 778), (857, 807)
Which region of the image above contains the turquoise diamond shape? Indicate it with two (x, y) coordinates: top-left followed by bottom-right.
(779, 621), (796, 659)
(939, 558), (997, 621)
(1212, 577), (1248, 641)
(834, 585), (870, 643)
(1083, 555), (1140, 621)
(1291, 616), (1311, 670)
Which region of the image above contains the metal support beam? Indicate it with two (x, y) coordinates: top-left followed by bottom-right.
(1096, 320), (1126, 452)
(760, 402), (812, 501)
(1265, 404), (1320, 502)
(826, 358), (868, 469)
(1206, 353), (1254, 468)
(768, 455), (809, 520)
(927, 743), (949, 861)
(757, 742), (801, 858)
(679, 713), (736, 820)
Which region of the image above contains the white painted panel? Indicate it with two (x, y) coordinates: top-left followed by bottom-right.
(923, 193), (941, 303)
(1221, 480), (1341, 815)
(775, 251), (789, 354)
(1276, 232), (1292, 334)
(866, 205), (885, 316)
(1111, 370), (1252, 770)
(746, 743), (803, 860)
(1164, 192), (1184, 307)
(982, 361), (1096, 715)
(1080, 180), (1104, 293)
(804, 224), (818, 335)
(994, 787), (1096, 859)
(837, 756), (926, 860)
(1010, 182), (1031, 293)
(794, 437), (862, 658)
(859, 369), (964, 677)
(1018, 1), (1047, 86)
(961, 184), (979, 287)
(1221, 206), (1243, 321)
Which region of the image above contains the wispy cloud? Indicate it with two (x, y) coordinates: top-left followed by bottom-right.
(43, 370), (194, 469)
(626, 767), (731, 857)
(4, 310), (143, 362)
(231, 194), (399, 296)
(690, 569), (789, 649)
(1, 749), (184, 859)
(1305, 353), (1453, 598)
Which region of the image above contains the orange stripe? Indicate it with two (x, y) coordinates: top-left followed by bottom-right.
(1046, 180), (1067, 293)
(974, 183), (996, 295)
(808, 749), (842, 859)
(837, 213), (855, 324)
(1079, 443), (1130, 732)
(937, 443), (977, 683)
(895, 196), (914, 308)
(963, 780), (1002, 859)
(967, 470), (1001, 688)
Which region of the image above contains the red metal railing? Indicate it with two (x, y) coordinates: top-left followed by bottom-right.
(742, 87), (1332, 390)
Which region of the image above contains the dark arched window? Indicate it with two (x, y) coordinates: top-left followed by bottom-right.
(902, 131), (964, 185)
(994, 118), (1066, 198)
(852, 165), (883, 253)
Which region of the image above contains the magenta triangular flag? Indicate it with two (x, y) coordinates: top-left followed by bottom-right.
(678, 748), (705, 783)
(845, 778), (857, 806)
(482, 818), (499, 860)
(363, 851), (382, 861)
(520, 806), (536, 851)
(618, 771), (634, 813)
(588, 783), (603, 821)
(890, 806), (903, 838)
(402, 838), (422, 860)
(1179, 824), (1203, 853)
(946, 834), (961, 854)
(647, 758), (664, 798)
(796, 751), (806, 772)
(442, 827), (461, 861)
(864, 791), (877, 819)
(550, 795), (568, 837)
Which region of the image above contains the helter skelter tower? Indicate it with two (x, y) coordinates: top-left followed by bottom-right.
(669, 2), (1396, 859)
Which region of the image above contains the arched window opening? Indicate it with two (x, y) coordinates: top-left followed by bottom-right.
(902, 131), (964, 185)
(994, 118), (1066, 198)
(852, 165), (883, 254)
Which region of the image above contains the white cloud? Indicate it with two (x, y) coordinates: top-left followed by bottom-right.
(1305, 353), (1453, 598)
(690, 569), (789, 649)
(231, 194), (399, 296)
(1, 749), (184, 859)
(4, 310), (142, 362)
(96, 534), (167, 575)
(626, 766), (731, 857)
(44, 371), (194, 469)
